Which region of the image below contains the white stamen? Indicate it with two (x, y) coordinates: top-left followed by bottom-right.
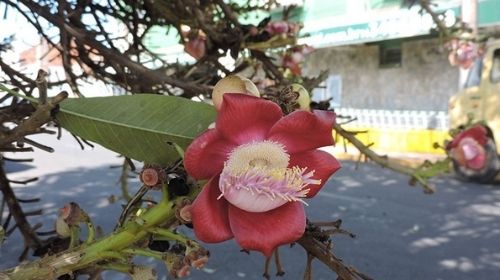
(218, 141), (320, 212)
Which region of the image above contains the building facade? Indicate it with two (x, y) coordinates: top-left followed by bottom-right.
(299, 0), (500, 112)
(296, 0), (500, 154)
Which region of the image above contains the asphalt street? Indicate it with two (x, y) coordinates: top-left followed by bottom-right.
(187, 161), (500, 280)
(1, 133), (499, 280)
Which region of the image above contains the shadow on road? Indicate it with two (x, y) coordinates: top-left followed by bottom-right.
(316, 161), (500, 280)
(1, 160), (499, 280)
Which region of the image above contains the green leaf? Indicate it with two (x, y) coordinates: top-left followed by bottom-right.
(56, 95), (216, 166)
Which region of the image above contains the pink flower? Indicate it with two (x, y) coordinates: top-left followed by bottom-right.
(265, 21), (289, 35)
(282, 45), (314, 76)
(447, 41), (477, 69)
(447, 125), (488, 170)
(184, 94), (340, 257)
(456, 42), (477, 69)
(265, 21), (302, 37)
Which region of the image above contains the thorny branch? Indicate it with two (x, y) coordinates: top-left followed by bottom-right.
(418, 0), (451, 38)
(297, 220), (372, 280)
(0, 90), (68, 148)
(0, 0), (456, 278)
(333, 123), (450, 193)
(0, 0), (295, 98)
(0, 71), (68, 259)
(298, 235), (372, 280)
(0, 165), (41, 260)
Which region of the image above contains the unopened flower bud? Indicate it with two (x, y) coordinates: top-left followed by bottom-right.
(291, 84), (311, 111)
(165, 253), (190, 279)
(59, 202), (86, 226)
(175, 199), (193, 223)
(266, 21), (289, 35)
(184, 36), (206, 60)
(212, 75), (260, 110)
(140, 165), (166, 189)
(184, 241), (210, 270)
(55, 216), (71, 237)
(177, 264), (191, 278)
(191, 255), (209, 269)
(179, 204), (192, 222)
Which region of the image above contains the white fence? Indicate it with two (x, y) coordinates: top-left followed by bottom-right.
(335, 108), (449, 130)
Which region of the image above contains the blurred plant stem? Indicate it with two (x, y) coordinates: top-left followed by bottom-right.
(0, 185), (192, 280)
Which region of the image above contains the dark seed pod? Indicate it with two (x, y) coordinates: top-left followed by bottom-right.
(33, 236), (70, 257)
(168, 176), (190, 197)
(57, 274), (74, 280)
(148, 240), (170, 252)
(170, 243), (186, 255)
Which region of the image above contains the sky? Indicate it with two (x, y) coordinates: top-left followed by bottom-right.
(1, 4), (42, 53)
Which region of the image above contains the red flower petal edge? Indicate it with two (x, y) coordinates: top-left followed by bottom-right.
(216, 94), (283, 145)
(227, 201), (306, 257)
(446, 125), (488, 150)
(268, 110), (336, 153)
(289, 150), (341, 198)
(184, 129), (236, 180)
(191, 176), (233, 243)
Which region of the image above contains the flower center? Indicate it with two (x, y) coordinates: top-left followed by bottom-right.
(218, 141), (320, 213)
(249, 158), (269, 167)
(225, 141), (289, 171)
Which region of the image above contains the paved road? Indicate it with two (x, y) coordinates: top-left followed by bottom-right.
(188, 161), (500, 280)
(1, 134), (499, 279)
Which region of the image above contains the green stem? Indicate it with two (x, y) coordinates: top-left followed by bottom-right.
(120, 159), (132, 202)
(0, 185), (202, 280)
(96, 251), (128, 262)
(122, 248), (165, 260)
(98, 262), (133, 274)
(1, 195), (175, 279)
(69, 226), (80, 248)
(80, 213), (95, 244)
(162, 184), (170, 201)
(86, 221), (95, 244)
(147, 228), (189, 244)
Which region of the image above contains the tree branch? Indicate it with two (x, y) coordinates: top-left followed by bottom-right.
(0, 91), (68, 147)
(333, 123), (438, 193)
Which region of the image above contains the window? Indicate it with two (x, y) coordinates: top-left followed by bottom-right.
(312, 75), (342, 108)
(464, 57), (483, 88)
(491, 49), (500, 83)
(379, 42), (402, 68)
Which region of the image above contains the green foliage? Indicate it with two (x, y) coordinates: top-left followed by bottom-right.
(56, 95), (216, 166)
(0, 84), (216, 165)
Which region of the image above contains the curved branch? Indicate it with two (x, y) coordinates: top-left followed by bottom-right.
(333, 123), (441, 193)
(297, 235), (372, 280)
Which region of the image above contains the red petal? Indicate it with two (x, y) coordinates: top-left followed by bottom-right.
(268, 110), (335, 153)
(216, 94), (283, 144)
(191, 176), (233, 243)
(289, 150), (341, 198)
(184, 129), (236, 180)
(447, 125), (488, 150)
(228, 202), (306, 257)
